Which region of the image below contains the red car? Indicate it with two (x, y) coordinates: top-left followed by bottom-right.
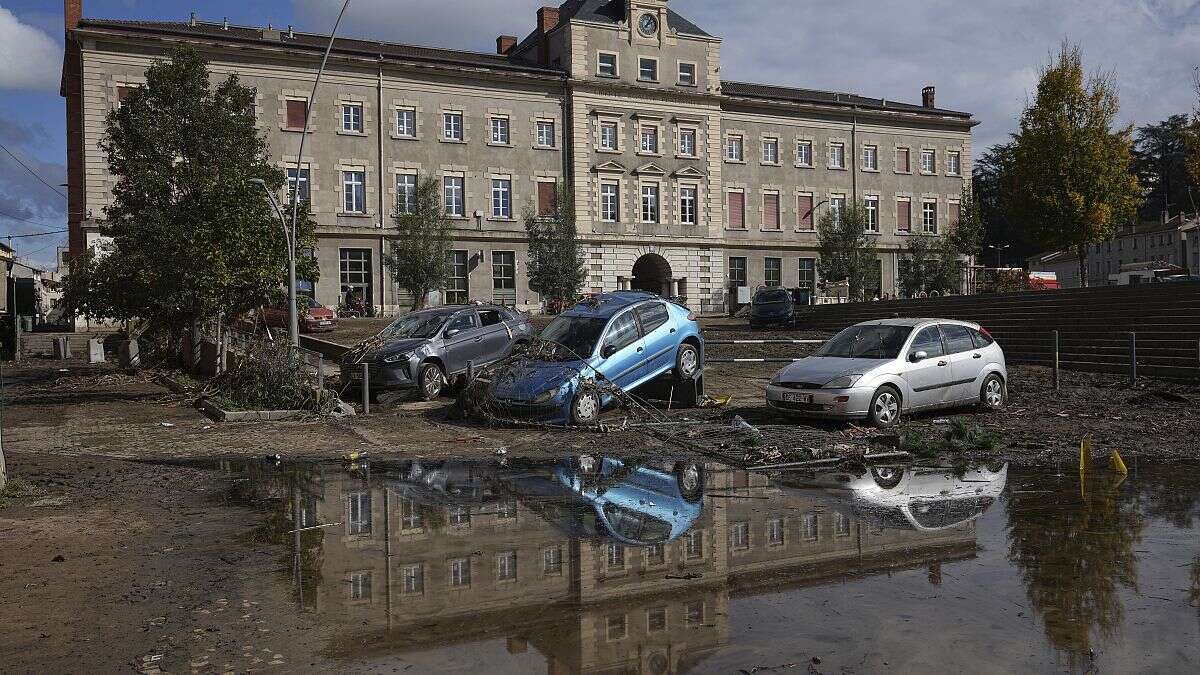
(263, 298), (339, 334)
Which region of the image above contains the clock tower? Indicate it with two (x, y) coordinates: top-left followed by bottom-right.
(628, 0), (669, 45)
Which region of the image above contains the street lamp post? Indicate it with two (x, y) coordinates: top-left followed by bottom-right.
(251, 179), (299, 347)
(986, 244), (1011, 268)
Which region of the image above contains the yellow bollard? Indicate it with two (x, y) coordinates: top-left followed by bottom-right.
(1110, 449), (1128, 475)
(1079, 436), (1093, 473)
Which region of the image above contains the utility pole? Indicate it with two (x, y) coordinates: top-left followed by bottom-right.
(1, 362), (7, 493)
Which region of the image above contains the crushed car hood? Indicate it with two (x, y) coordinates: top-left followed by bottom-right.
(489, 359), (588, 401)
(778, 356), (889, 384)
(345, 337), (428, 363)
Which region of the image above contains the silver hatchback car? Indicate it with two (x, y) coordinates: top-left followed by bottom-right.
(766, 318), (1007, 427)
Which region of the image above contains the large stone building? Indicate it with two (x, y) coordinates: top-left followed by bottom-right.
(62, 0), (977, 314)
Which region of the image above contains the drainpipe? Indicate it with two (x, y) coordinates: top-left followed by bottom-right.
(377, 58), (387, 315)
(850, 107), (859, 204)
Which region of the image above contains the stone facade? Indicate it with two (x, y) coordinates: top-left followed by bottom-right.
(63, 0), (976, 315)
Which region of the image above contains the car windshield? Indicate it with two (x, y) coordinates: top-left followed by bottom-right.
(754, 289), (790, 304)
(380, 312), (451, 340)
(305, 297), (322, 309)
(602, 503), (674, 543)
(816, 324), (914, 359)
(540, 316), (608, 358)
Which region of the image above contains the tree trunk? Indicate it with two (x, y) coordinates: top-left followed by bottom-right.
(1077, 245), (1089, 288)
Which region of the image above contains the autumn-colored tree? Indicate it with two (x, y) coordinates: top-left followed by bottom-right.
(1188, 69), (1200, 193)
(1007, 42), (1141, 287)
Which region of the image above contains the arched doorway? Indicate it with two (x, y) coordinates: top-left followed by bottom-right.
(631, 253), (672, 295)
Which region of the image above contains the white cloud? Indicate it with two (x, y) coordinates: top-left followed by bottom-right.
(0, 7), (62, 92)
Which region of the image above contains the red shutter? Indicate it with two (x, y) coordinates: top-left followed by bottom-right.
(728, 192), (745, 229)
(896, 148), (909, 173)
(763, 193), (780, 230)
(538, 182), (556, 216)
(897, 199), (911, 231)
(949, 202), (961, 228)
(116, 86), (132, 104)
(286, 99), (307, 129)
(797, 195), (814, 230)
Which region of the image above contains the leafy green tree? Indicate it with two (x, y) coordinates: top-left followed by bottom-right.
(383, 175), (451, 310)
(1132, 115), (1197, 220)
(524, 185), (585, 307)
(1188, 69), (1200, 194)
(816, 204), (876, 301)
(1007, 42), (1142, 287)
(898, 234), (937, 297)
(61, 46), (317, 339)
(973, 143), (1029, 261)
(950, 184), (985, 258)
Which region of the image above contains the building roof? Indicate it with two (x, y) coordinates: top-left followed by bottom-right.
(559, 0), (712, 37)
(722, 80), (973, 119)
(76, 18), (565, 76)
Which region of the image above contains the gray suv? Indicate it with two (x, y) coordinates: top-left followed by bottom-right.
(341, 304), (534, 400)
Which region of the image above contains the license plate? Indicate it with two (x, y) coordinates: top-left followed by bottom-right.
(783, 392), (812, 403)
(319, 320), (332, 326)
(348, 370), (363, 380)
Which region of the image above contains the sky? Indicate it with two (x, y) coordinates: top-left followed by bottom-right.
(2, 0), (1199, 269)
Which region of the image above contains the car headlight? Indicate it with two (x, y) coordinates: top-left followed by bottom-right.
(533, 386), (561, 404)
(823, 374), (863, 389)
(382, 352), (411, 364)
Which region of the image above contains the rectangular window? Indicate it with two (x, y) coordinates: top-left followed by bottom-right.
(897, 198), (912, 232)
(798, 258), (816, 291)
(341, 103), (363, 133)
(835, 513), (851, 537)
(679, 186), (698, 225)
(647, 607), (667, 632)
(446, 250), (469, 304)
(496, 551), (517, 581)
(285, 99), (307, 129)
(346, 493), (372, 536)
(543, 546), (563, 575)
(767, 517), (785, 546)
(678, 62), (696, 86)
(443, 112), (463, 141)
(803, 513), (819, 541)
(287, 167), (310, 205)
(865, 196), (879, 232)
(490, 117), (510, 144)
(536, 120), (556, 148)
(600, 122), (619, 150)
(679, 129), (696, 156)
(597, 52), (618, 77)
(401, 564), (423, 593)
(796, 140), (813, 167)
(641, 184), (660, 223)
(732, 521), (750, 550)
(726, 135), (744, 161)
(762, 139), (779, 164)
(830, 195), (846, 224)
(829, 142), (846, 169)
(729, 257), (747, 286)
(645, 543), (665, 566)
(896, 147), (911, 173)
(443, 176), (465, 217)
(762, 192), (780, 230)
(395, 108), (416, 137)
(399, 498), (422, 530)
(607, 614), (627, 641)
(685, 531), (703, 559)
(607, 544), (625, 569)
(449, 558), (471, 587)
(947, 151), (961, 175)
(923, 201), (938, 234)
(640, 125), (659, 154)
(492, 251), (515, 290)
(797, 194), (814, 231)
(685, 602), (705, 627)
(764, 258), (782, 287)
(600, 182), (619, 222)
(116, 85), (134, 108)
(350, 571), (371, 600)
(727, 191), (745, 229)
(949, 201), (961, 229)
(862, 145), (878, 170)
(639, 57), (658, 82)
(342, 170), (366, 213)
(490, 178), (512, 218)
(395, 174), (416, 215)
(538, 181), (557, 217)
(921, 149), (936, 174)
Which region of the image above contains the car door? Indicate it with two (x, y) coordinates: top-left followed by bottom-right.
(940, 323), (984, 402)
(475, 308), (512, 364)
(441, 310), (484, 374)
(594, 309), (646, 389)
(634, 301), (675, 379)
(901, 325), (952, 409)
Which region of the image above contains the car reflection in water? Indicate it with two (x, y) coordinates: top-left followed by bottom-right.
(774, 462), (1008, 532)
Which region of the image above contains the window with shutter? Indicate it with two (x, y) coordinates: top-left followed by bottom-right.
(797, 194), (814, 230)
(897, 199), (911, 232)
(896, 148), (910, 173)
(286, 99), (307, 129)
(727, 192), (745, 229)
(763, 193), (780, 230)
(949, 202), (961, 228)
(538, 182), (556, 216)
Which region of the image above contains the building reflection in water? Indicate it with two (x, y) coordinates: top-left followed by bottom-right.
(223, 456), (1001, 674)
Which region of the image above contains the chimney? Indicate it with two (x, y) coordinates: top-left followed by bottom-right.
(65, 0), (82, 32)
(189, 12), (197, 27)
(922, 85), (936, 109)
(496, 35), (517, 55)
(537, 7), (560, 33)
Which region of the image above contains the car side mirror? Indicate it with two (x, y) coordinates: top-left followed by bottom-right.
(445, 328), (461, 339)
(910, 350), (928, 362)
(601, 344), (619, 359)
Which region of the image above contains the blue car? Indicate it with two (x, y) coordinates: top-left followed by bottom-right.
(488, 292), (704, 425)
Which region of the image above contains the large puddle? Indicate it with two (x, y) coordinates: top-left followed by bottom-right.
(217, 455), (1200, 673)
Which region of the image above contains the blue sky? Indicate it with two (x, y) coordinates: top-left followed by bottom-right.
(2, 0), (1199, 268)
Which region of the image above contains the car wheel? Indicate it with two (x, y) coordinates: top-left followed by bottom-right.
(870, 466), (905, 489)
(571, 388), (601, 426)
(675, 342), (701, 380)
(980, 374), (1005, 411)
(867, 386), (901, 428)
(418, 362), (445, 401)
(674, 462), (705, 502)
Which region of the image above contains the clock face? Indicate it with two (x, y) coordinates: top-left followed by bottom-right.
(638, 13), (659, 37)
